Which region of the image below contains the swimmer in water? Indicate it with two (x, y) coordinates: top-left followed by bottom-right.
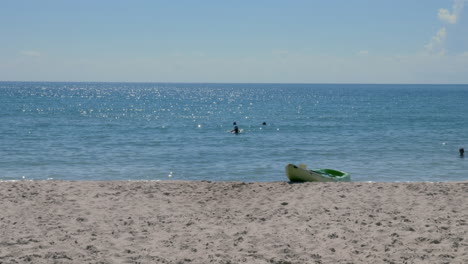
(231, 125), (240, 134)
(231, 122), (240, 134)
(460, 148), (464, 157)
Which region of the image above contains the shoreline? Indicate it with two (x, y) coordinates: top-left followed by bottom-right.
(3, 179), (468, 183)
(1, 180), (467, 263)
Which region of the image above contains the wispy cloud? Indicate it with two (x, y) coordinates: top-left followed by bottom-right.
(425, 27), (447, 55)
(272, 49), (290, 56)
(357, 50), (369, 56)
(438, 0), (465, 24)
(426, 0), (466, 55)
(20, 50), (41, 57)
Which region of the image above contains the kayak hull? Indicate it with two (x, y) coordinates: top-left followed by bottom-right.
(285, 164), (350, 182)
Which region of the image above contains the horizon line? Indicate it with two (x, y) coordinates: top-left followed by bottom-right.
(1, 80), (467, 86)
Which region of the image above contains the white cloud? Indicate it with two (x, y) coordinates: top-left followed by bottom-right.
(438, 0), (465, 24)
(357, 50), (369, 56)
(425, 0), (467, 55)
(20, 50), (41, 57)
(438, 8), (457, 24)
(425, 27), (447, 55)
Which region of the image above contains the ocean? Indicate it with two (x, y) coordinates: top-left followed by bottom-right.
(1, 82), (467, 182)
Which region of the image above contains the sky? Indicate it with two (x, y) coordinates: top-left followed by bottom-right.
(1, 0), (468, 84)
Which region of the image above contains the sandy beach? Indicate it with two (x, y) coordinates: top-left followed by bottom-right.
(1, 180), (467, 263)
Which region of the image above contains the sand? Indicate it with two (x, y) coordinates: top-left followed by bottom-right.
(1, 180), (467, 263)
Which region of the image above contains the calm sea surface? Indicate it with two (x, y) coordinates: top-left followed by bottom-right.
(1, 82), (467, 182)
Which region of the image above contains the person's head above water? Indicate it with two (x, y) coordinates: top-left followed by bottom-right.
(460, 148), (465, 156)
(233, 122), (237, 125)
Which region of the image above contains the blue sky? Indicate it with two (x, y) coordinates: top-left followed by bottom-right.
(1, 0), (467, 83)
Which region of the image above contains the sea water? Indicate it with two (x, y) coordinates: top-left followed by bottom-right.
(1, 82), (467, 182)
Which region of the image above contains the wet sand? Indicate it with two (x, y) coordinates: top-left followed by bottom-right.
(1, 180), (467, 263)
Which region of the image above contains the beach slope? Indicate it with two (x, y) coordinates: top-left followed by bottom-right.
(1, 181), (467, 263)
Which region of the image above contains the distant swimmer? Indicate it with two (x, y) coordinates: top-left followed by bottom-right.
(262, 122), (267, 125)
(231, 125), (240, 134)
(460, 148), (465, 157)
(231, 121), (240, 134)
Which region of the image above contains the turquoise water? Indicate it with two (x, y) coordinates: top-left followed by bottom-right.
(1, 82), (467, 182)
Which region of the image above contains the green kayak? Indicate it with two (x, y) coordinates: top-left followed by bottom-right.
(285, 163), (350, 182)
